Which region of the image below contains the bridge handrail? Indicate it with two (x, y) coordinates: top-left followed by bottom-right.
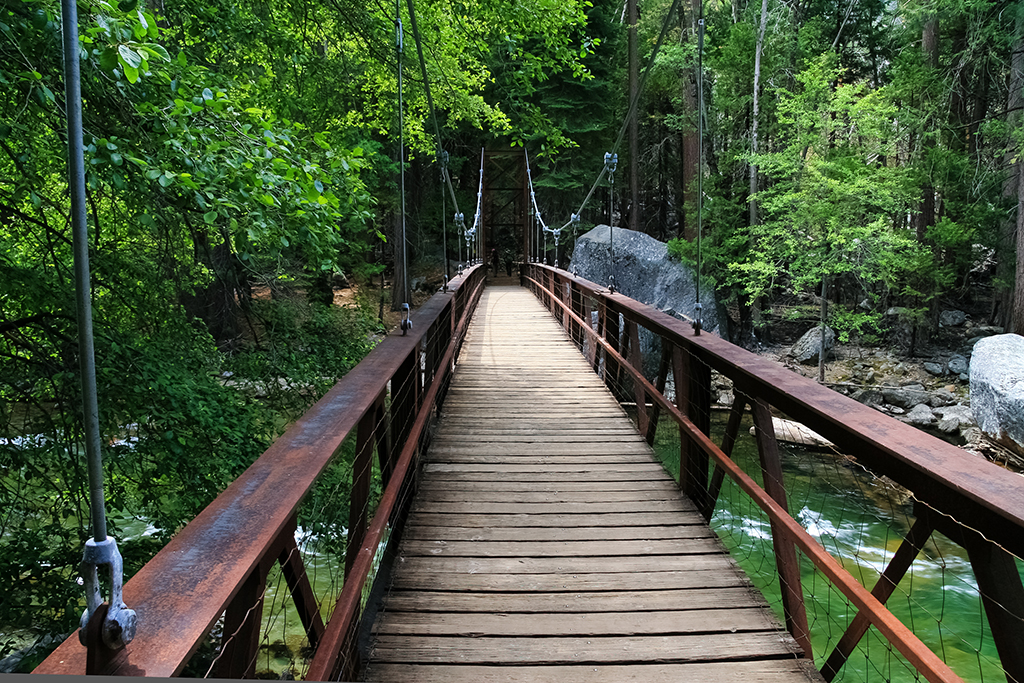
(524, 263), (1024, 683)
(36, 264), (486, 679)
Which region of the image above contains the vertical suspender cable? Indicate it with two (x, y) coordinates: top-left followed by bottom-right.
(61, 0), (136, 651)
(61, 0), (105, 546)
(694, 15), (705, 335)
(396, 1), (408, 306)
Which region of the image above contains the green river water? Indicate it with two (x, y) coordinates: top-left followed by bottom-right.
(652, 411), (1021, 683)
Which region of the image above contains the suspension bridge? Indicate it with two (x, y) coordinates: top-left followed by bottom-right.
(34, 262), (1024, 682)
(40, 0), (1024, 677)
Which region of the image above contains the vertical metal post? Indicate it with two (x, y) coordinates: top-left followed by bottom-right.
(694, 18), (705, 334)
(396, 1), (408, 306)
(62, 0), (106, 546)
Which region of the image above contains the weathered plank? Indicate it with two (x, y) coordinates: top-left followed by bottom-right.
(396, 538), (717, 557)
(400, 525), (709, 543)
(373, 608), (780, 636)
(378, 587), (763, 613)
(368, 632), (800, 664)
(390, 569), (753, 592)
(364, 661), (820, 683)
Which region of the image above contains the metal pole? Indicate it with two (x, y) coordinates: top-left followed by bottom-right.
(694, 17), (705, 335)
(61, 0), (106, 545)
(397, 2), (408, 305)
(62, 0), (137, 654)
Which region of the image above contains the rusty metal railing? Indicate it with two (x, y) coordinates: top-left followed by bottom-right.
(523, 263), (1024, 683)
(35, 265), (486, 679)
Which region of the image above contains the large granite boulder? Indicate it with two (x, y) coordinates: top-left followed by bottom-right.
(569, 225), (724, 335)
(970, 334), (1024, 458)
(789, 326), (835, 365)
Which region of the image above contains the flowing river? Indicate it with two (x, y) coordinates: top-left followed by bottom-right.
(653, 411), (1020, 683)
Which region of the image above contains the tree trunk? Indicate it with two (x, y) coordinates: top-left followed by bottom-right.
(749, 0), (768, 229)
(917, 14), (939, 243)
(1004, 6), (1024, 332)
(627, 0), (640, 233)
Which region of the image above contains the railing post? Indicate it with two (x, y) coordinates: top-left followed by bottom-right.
(672, 344), (711, 507)
(702, 395), (748, 520)
(626, 318), (648, 436)
(216, 560), (270, 678)
(643, 341), (672, 446)
(278, 516), (327, 651)
(345, 404), (380, 578)
(750, 398), (812, 659)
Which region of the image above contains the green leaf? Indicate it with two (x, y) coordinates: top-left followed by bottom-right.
(203, 210), (218, 224)
(201, 88), (214, 101)
(110, 153), (123, 166)
(258, 193), (275, 206)
(158, 172), (173, 187)
(118, 44), (142, 68)
(123, 64), (139, 83)
(138, 43), (170, 62)
(314, 180), (324, 193)
(117, 0), (139, 10)
(145, 168), (162, 180)
(99, 47), (118, 72)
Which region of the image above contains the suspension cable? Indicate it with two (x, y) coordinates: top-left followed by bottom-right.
(396, 1), (409, 306)
(694, 14), (705, 334)
(465, 148), (484, 264)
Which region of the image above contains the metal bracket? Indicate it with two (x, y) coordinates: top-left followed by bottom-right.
(79, 537), (137, 650)
(693, 302), (703, 335)
(400, 303), (412, 335)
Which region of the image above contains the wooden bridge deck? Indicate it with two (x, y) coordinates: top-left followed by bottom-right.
(364, 285), (819, 682)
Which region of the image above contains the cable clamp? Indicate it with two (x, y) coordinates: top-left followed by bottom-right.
(79, 537), (136, 650)
(400, 303), (412, 334)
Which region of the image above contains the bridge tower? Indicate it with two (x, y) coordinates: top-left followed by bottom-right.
(481, 149), (531, 266)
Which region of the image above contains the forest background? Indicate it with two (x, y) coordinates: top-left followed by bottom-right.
(2, 0), (1022, 664)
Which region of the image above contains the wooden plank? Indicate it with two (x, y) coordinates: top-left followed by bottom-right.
(413, 489), (686, 503)
(368, 632), (800, 664)
(405, 512), (695, 528)
(424, 454), (664, 465)
(394, 553), (732, 575)
(411, 480), (682, 493)
(398, 538), (717, 557)
(373, 608), (780, 637)
(419, 470), (675, 482)
(378, 587), (763, 613)
(390, 569), (752, 592)
(401, 525), (710, 542)
(364, 661), (821, 683)
(410, 500), (694, 515)
(423, 463), (666, 473)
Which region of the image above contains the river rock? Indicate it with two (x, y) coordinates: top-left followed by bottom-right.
(569, 225), (724, 334)
(939, 309), (967, 327)
(929, 387), (957, 407)
(881, 383), (929, 409)
(851, 388), (884, 407)
(789, 326), (835, 365)
(923, 362), (945, 376)
(970, 334), (1024, 458)
(947, 354), (968, 376)
(902, 403), (936, 426)
(933, 405), (975, 434)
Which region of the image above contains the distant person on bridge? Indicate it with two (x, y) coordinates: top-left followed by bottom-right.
(491, 248), (499, 276)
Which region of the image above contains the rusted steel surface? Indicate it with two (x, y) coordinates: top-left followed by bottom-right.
(305, 271), (485, 681)
(36, 265), (485, 677)
(524, 267), (965, 683)
(525, 265), (1024, 561)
